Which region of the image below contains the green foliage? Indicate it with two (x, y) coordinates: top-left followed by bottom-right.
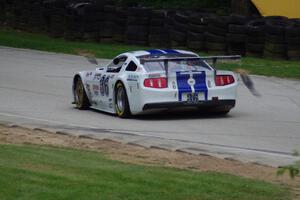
(277, 161), (300, 179)
(0, 144), (292, 200)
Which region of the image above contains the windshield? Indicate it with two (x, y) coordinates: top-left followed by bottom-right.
(143, 59), (212, 74)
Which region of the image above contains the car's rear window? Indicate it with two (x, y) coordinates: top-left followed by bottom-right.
(143, 59), (212, 73)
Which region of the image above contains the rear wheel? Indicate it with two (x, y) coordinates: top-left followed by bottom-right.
(212, 106), (231, 115)
(115, 82), (131, 118)
(75, 78), (90, 110)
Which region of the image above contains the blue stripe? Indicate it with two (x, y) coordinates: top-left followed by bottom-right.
(162, 49), (181, 54)
(193, 72), (208, 100)
(146, 49), (164, 55)
(176, 72), (192, 101)
(176, 71), (208, 101)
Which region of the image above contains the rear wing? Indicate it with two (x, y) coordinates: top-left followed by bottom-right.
(140, 55), (241, 69)
(140, 55), (241, 86)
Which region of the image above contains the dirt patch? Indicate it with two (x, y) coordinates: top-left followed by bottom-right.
(0, 124), (299, 197)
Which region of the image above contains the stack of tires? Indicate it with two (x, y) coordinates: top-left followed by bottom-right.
(205, 15), (229, 54)
(10, 0), (27, 29)
(286, 20), (300, 60)
(263, 17), (289, 59)
(2, 0), (14, 27)
(226, 14), (251, 55)
(0, 0), (6, 25)
(112, 7), (127, 43)
(186, 13), (207, 51)
(170, 12), (188, 48)
(43, 0), (67, 38)
(125, 7), (151, 46)
(23, 0), (44, 32)
(245, 18), (265, 57)
(100, 5), (115, 42)
(148, 10), (167, 47)
(64, 2), (84, 41)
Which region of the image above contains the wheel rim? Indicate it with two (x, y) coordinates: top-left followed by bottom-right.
(116, 87), (125, 114)
(76, 81), (84, 108)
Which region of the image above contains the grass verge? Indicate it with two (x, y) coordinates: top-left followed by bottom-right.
(0, 28), (299, 79)
(0, 143), (292, 200)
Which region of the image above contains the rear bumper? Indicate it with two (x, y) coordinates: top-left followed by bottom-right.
(143, 100), (236, 111)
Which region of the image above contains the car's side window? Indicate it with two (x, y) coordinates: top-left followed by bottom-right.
(125, 61), (138, 72)
(107, 56), (127, 73)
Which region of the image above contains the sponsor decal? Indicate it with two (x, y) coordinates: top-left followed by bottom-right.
(127, 74), (139, 81)
(86, 72), (93, 77)
(172, 81), (176, 89)
(148, 73), (161, 78)
(208, 80), (212, 88)
(176, 70), (208, 101)
(94, 73), (101, 80)
(99, 75), (110, 96)
(86, 84), (92, 97)
(93, 84), (99, 96)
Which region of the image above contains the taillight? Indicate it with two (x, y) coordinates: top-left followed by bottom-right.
(215, 75), (235, 86)
(144, 77), (167, 88)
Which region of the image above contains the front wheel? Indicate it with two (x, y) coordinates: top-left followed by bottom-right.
(115, 82), (131, 118)
(75, 78), (90, 110)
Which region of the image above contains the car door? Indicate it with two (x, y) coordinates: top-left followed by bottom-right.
(90, 56), (127, 112)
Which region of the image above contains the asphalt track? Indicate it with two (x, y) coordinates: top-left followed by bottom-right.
(0, 46), (299, 166)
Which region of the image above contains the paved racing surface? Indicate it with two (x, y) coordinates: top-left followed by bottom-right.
(0, 47), (299, 166)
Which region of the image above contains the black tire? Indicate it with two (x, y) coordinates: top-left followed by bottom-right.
(210, 105), (232, 115)
(286, 37), (300, 45)
(206, 42), (227, 51)
(150, 19), (165, 26)
(170, 30), (186, 42)
(189, 23), (206, 33)
(127, 16), (149, 26)
(266, 19), (291, 36)
(115, 82), (131, 118)
(246, 19), (266, 37)
(265, 33), (285, 44)
(264, 42), (286, 54)
(173, 21), (188, 32)
(187, 31), (204, 41)
(246, 36), (265, 44)
(187, 40), (205, 50)
(246, 43), (264, 52)
(188, 13), (207, 25)
(228, 24), (246, 34)
(207, 25), (227, 36)
(287, 50), (300, 60)
(230, 14), (253, 25)
(263, 49), (287, 60)
(151, 10), (166, 19)
(174, 13), (188, 24)
(205, 32), (226, 43)
(75, 78), (90, 110)
(286, 25), (300, 37)
(226, 33), (245, 43)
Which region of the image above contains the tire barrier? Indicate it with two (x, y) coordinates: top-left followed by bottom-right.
(186, 12), (207, 51)
(286, 19), (300, 60)
(1, 0), (299, 60)
(148, 9), (168, 47)
(245, 19), (266, 57)
(205, 15), (230, 54)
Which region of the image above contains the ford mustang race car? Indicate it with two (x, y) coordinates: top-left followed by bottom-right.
(72, 49), (239, 118)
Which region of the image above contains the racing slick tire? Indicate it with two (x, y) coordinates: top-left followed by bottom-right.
(115, 82), (131, 118)
(75, 78), (90, 110)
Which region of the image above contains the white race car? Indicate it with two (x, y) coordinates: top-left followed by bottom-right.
(72, 49), (239, 118)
